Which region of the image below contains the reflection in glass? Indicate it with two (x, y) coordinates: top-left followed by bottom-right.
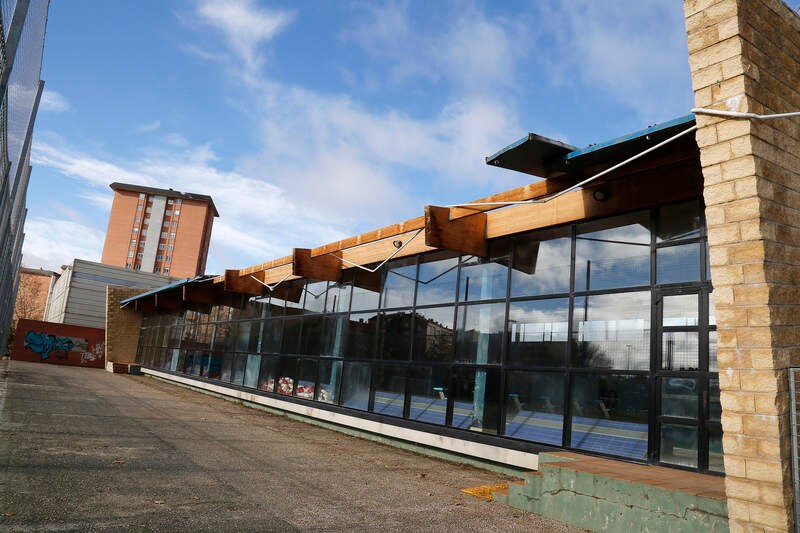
(321, 315), (347, 357)
(260, 320), (282, 354)
(570, 374), (648, 460)
(413, 306), (455, 362)
(708, 425), (724, 473)
(298, 316), (324, 356)
(416, 252), (459, 306)
(451, 367), (500, 434)
(511, 228), (571, 297)
(258, 356), (277, 392)
(660, 424), (698, 468)
(657, 244), (701, 285)
(348, 312), (378, 358)
(234, 320), (260, 352)
(572, 292), (650, 370)
(709, 378), (721, 421)
(407, 366), (448, 425)
(661, 378), (698, 419)
(459, 240), (510, 302)
(281, 318), (301, 354)
(575, 212), (650, 291)
(381, 257), (416, 309)
(456, 303), (504, 364)
(373, 365), (407, 417)
(220, 353), (233, 382)
(379, 310), (413, 360)
(657, 200), (702, 242)
(317, 359), (342, 404)
(709, 331), (718, 373)
(662, 332), (699, 370)
(232, 354), (247, 385)
(709, 293), (716, 326)
(303, 281), (328, 313)
(351, 270), (381, 311)
(505, 372), (564, 445)
(295, 359), (317, 399)
(243, 354), (261, 388)
(341, 362), (371, 410)
(508, 298), (569, 367)
(208, 353), (222, 379)
(663, 294), (698, 326)
(325, 281), (352, 313)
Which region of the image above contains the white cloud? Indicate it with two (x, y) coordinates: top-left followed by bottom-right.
(39, 89), (71, 113)
(162, 132), (190, 147)
(22, 217), (105, 270)
(137, 120), (161, 133)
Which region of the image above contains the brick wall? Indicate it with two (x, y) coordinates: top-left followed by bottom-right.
(169, 198), (214, 277)
(685, 0), (800, 531)
(101, 190), (140, 269)
(105, 285), (149, 364)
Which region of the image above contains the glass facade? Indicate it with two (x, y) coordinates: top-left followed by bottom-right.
(136, 199), (721, 473)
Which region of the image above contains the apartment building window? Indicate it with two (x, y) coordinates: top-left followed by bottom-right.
(144, 217), (150, 225)
(138, 193), (145, 199)
(130, 239), (136, 246)
(134, 264), (141, 271)
(165, 210), (172, 217)
(164, 268), (169, 274)
(139, 240), (146, 247)
(146, 206), (152, 213)
(127, 251), (134, 257)
(175, 199), (181, 205)
(141, 229), (148, 236)
(167, 199), (174, 205)
(172, 220), (178, 227)
(132, 228), (139, 234)
(125, 263), (131, 269)
(136, 252), (144, 259)
(168, 244), (174, 251)
(134, 216), (140, 223)
(161, 232), (168, 239)
(158, 243), (165, 250)
(169, 232), (176, 239)
(163, 220), (169, 227)
(156, 255), (163, 262)
(174, 210), (180, 216)
(165, 256), (171, 263)
(136, 204), (143, 211)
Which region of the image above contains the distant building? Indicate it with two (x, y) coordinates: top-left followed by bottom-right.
(44, 259), (176, 329)
(13, 267), (59, 325)
(100, 183), (218, 278)
(0, 0), (50, 350)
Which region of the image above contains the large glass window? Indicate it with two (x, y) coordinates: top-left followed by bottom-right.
(372, 365), (406, 417)
(450, 367), (500, 435)
(413, 306), (454, 362)
(505, 371), (564, 446)
(378, 310), (413, 360)
(416, 252), (459, 306)
(381, 257), (416, 309)
(459, 239), (510, 302)
(511, 228), (571, 297)
(341, 362), (371, 410)
(348, 312), (378, 358)
(455, 303), (504, 364)
(407, 366), (448, 425)
(508, 298), (569, 367)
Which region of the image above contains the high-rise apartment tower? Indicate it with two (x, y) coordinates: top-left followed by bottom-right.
(101, 183), (218, 278)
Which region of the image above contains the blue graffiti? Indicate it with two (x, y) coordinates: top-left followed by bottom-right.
(24, 331), (75, 361)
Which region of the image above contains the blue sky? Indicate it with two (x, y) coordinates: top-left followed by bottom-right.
(25, 1), (706, 273)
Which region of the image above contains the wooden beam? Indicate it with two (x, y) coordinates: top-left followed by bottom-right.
(183, 283), (216, 304)
(238, 254), (293, 277)
(224, 269), (264, 296)
(425, 205), (487, 257)
(263, 263), (297, 286)
(448, 179), (578, 219)
(312, 216), (426, 258)
(340, 230), (435, 270)
(293, 248), (342, 282)
(154, 291), (185, 310)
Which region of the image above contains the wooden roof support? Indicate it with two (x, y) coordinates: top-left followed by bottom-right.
(153, 292), (184, 311)
(425, 205), (488, 257)
(183, 283), (216, 305)
(224, 269), (264, 296)
(293, 248), (342, 282)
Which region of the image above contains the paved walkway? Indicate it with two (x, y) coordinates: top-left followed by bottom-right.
(0, 360), (578, 532)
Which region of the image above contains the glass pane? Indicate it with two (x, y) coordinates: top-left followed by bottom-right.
(416, 252), (459, 306)
(212, 323), (231, 351)
(451, 367), (500, 434)
(302, 281), (328, 313)
(662, 332), (699, 371)
(657, 200), (702, 243)
(708, 425), (724, 473)
(511, 227), (571, 297)
(709, 293), (716, 326)
(325, 281), (352, 313)
(661, 378), (698, 419)
(220, 353), (233, 382)
(505, 371), (564, 446)
(257, 356), (277, 392)
(276, 356), (297, 396)
(570, 374), (648, 460)
(351, 270), (381, 311)
(341, 362), (371, 410)
(373, 365), (406, 417)
(663, 294), (698, 326)
(378, 310), (413, 360)
(243, 354), (261, 388)
(660, 424), (698, 468)
(657, 244), (701, 284)
(234, 321), (259, 352)
(232, 354), (247, 385)
(281, 318), (302, 354)
(295, 359), (317, 399)
(321, 315), (347, 357)
(575, 212), (650, 291)
(413, 306), (455, 362)
(709, 331), (718, 372)
(348, 312), (378, 359)
(298, 316), (324, 356)
(407, 366), (448, 425)
(317, 359), (342, 404)
(208, 353), (222, 379)
(260, 320), (283, 354)
(508, 298), (569, 367)
(459, 240), (510, 302)
(709, 378), (721, 421)
(572, 292), (651, 370)
(381, 257), (416, 309)
(455, 303), (504, 364)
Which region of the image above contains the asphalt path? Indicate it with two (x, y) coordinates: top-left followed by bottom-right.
(0, 360), (579, 532)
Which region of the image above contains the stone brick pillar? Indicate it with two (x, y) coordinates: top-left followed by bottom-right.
(105, 285), (150, 364)
(685, 1), (800, 531)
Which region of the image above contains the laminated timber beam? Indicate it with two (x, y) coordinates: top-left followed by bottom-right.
(292, 248), (341, 282)
(224, 269), (264, 296)
(425, 205), (487, 257)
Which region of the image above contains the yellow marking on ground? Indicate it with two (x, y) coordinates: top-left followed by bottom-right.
(460, 483), (509, 500)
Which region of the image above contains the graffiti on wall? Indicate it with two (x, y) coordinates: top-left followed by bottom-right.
(12, 319), (105, 368)
(24, 331), (77, 361)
